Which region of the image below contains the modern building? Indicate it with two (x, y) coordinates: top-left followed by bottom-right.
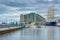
(20, 13), (45, 23)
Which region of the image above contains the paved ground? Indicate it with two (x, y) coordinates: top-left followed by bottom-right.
(0, 27), (20, 31)
(0, 26), (60, 40)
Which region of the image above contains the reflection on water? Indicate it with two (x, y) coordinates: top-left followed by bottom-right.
(0, 26), (60, 40)
(20, 28), (47, 40)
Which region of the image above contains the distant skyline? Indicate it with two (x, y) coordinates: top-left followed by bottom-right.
(0, 0), (60, 23)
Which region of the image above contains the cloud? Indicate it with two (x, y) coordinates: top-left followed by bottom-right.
(0, 0), (60, 11)
(0, 0), (60, 23)
(0, 4), (19, 14)
(0, 0), (60, 7)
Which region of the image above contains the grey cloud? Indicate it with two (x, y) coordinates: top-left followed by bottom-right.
(0, 0), (60, 9)
(0, 4), (9, 14)
(0, 0), (59, 7)
(0, 0), (60, 14)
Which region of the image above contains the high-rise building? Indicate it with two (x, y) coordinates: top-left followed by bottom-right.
(20, 13), (45, 23)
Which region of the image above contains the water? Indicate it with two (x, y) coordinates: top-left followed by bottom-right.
(0, 26), (60, 40)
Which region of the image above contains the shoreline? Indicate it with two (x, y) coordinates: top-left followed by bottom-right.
(0, 27), (22, 34)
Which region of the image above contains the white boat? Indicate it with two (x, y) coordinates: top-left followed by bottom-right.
(30, 23), (39, 28)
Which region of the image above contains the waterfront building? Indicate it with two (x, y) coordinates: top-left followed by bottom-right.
(20, 13), (45, 23)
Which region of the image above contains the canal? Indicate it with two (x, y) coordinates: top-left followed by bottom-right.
(0, 26), (60, 40)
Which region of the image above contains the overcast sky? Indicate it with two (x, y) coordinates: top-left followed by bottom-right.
(0, 0), (60, 23)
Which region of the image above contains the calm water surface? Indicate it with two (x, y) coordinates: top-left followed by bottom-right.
(0, 26), (60, 40)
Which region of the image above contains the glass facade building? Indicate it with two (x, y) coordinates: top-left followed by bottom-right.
(20, 13), (45, 23)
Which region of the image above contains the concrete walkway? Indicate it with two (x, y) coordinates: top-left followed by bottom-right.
(0, 27), (21, 34)
(0, 27), (20, 31)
